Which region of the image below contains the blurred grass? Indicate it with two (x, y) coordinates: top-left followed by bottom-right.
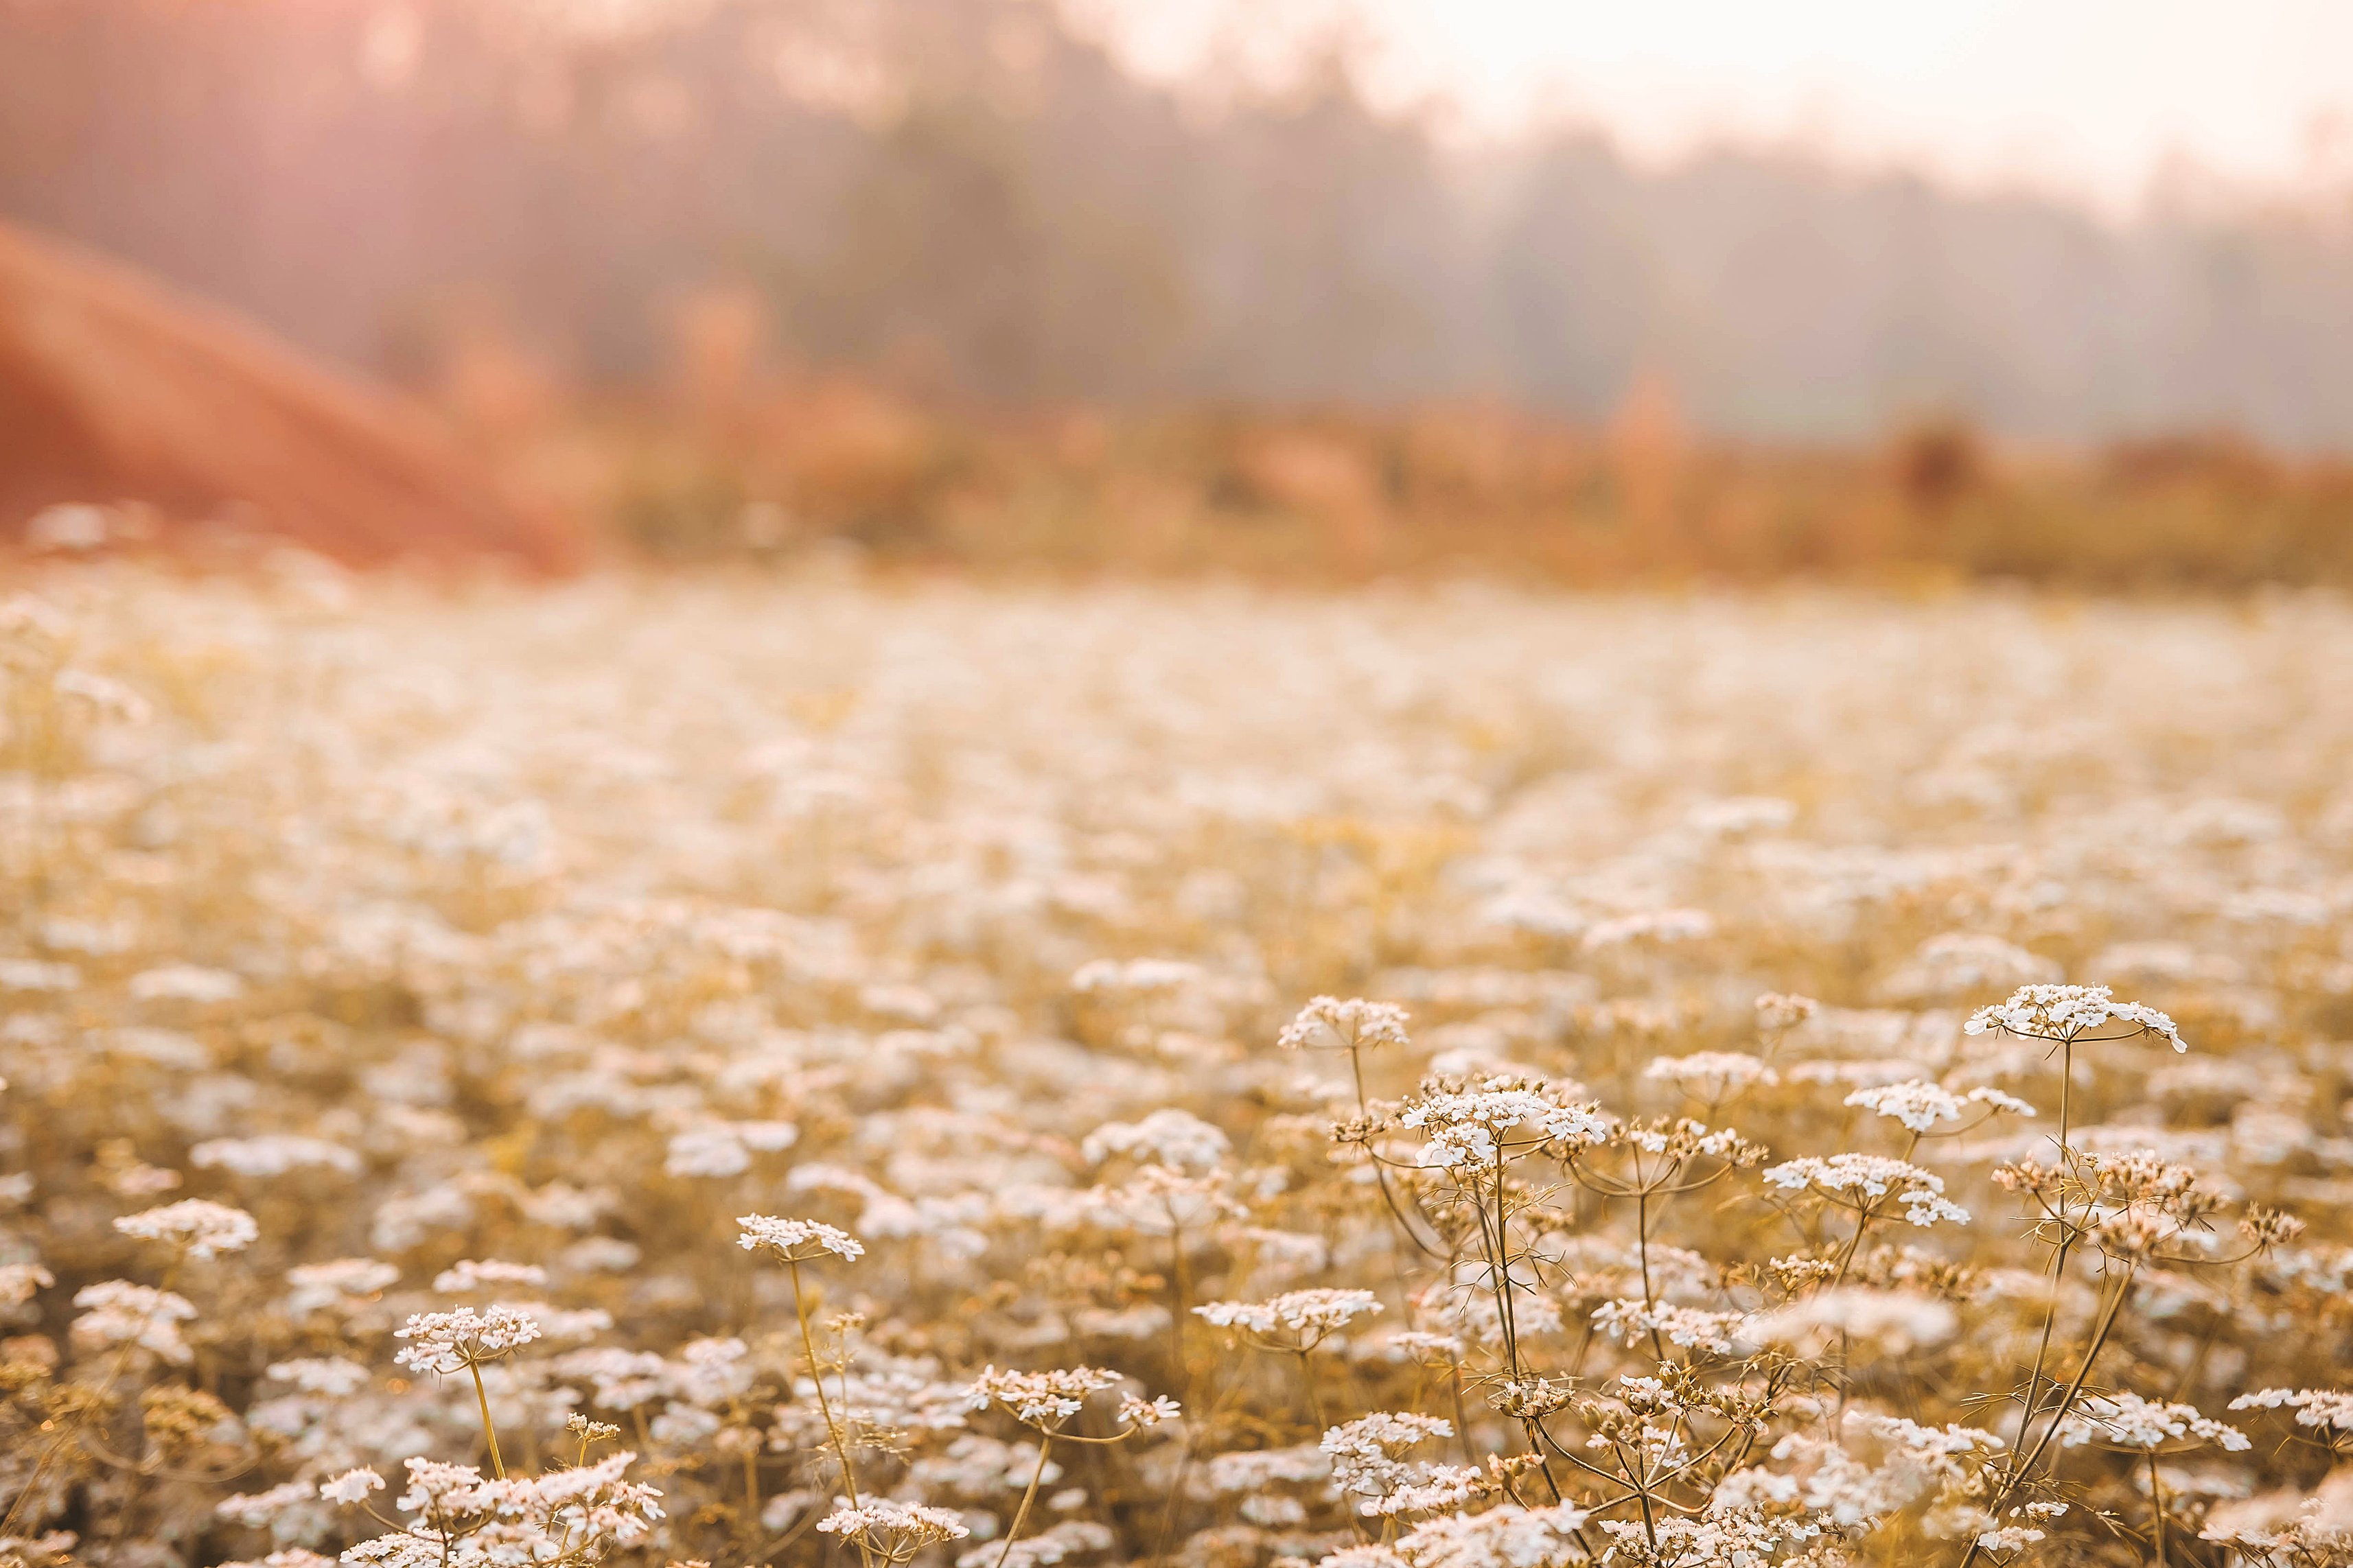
(522, 379), (2353, 589)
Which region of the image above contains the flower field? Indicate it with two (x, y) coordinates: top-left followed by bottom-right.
(3, 567), (2352, 1567)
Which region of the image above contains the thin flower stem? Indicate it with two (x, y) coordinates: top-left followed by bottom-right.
(789, 1259), (861, 1508)
(993, 1435), (1053, 1568)
(468, 1361), (505, 1481)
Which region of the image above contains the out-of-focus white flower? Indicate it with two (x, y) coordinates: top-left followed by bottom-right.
(1196, 1289), (1383, 1345)
(71, 1280), (197, 1363)
(113, 1199), (259, 1259)
(1277, 996), (1410, 1051)
(432, 1259), (548, 1294)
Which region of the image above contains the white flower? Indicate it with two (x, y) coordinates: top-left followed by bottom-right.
(1070, 957), (1203, 993)
(283, 1258), (397, 1315)
(1082, 1108), (1230, 1171)
(818, 1499), (971, 1548)
(268, 1357), (372, 1395)
(1844, 1080), (2036, 1132)
(0, 1262), (54, 1307)
(1754, 992), (1819, 1030)
(1194, 1288), (1384, 1344)
(1645, 1052), (1776, 1095)
(1964, 984), (2186, 1052)
(664, 1127), (751, 1178)
(966, 1364), (1126, 1427)
(432, 1259), (548, 1293)
(1396, 1080), (1615, 1168)
(113, 1198), (259, 1258)
(318, 1468), (384, 1504)
(189, 1136), (362, 1178)
(1384, 1501), (1591, 1568)
(1322, 1412), (1453, 1506)
(2058, 1392), (2248, 1451)
(1752, 1289), (1958, 1354)
(1582, 908), (1713, 950)
(2230, 1388), (2353, 1431)
(216, 1481), (316, 1528)
(736, 1214), (865, 1261)
(71, 1280), (197, 1363)
(128, 963), (244, 1003)
(1278, 996), (1411, 1051)
(1762, 1154), (1971, 1226)
(1118, 1392), (1184, 1428)
(392, 1304), (544, 1374)
(1590, 1298), (1749, 1355)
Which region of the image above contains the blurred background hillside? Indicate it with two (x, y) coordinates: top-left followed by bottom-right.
(7, 0), (2353, 584)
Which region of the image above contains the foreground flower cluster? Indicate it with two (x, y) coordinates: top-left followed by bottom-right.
(2, 566), (2352, 1568)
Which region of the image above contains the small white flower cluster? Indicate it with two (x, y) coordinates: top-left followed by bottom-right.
(69, 1280), (198, 1363)
(734, 1213), (866, 1262)
(1842, 1079), (2034, 1133)
(1964, 983), (2188, 1052)
(391, 1304), (544, 1375)
(1195, 1289), (1384, 1343)
(1644, 1051), (1776, 1095)
(111, 1199), (259, 1259)
(1277, 996), (1412, 1052)
(1761, 1154), (1972, 1227)
(2056, 1392), (2249, 1452)
(1590, 1298), (1750, 1355)
(1752, 1289), (1958, 1355)
(1321, 1412), (1454, 1511)
(1397, 1081), (1616, 1169)
(1343, 1500), (1593, 1568)
(1080, 1108), (1231, 1171)
(966, 1364), (1126, 1427)
(2231, 1387), (2353, 1430)
(430, 1259), (546, 1294)
(189, 1136), (362, 1178)
(817, 1497), (973, 1548)
(329, 1451), (664, 1568)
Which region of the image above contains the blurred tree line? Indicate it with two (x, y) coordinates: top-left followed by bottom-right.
(10, 0), (2353, 447)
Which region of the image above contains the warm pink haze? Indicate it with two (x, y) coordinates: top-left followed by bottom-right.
(1099, 0), (2353, 210)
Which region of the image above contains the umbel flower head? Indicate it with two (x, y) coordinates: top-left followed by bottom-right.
(2057, 1392), (2249, 1453)
(966, 1364), (1125, 1428)
(432, 1259), (548, 1294)
(113, 1199), (259, 1259)
(737, 1213), (866, 1262)
(1964, 984), (2186, 1051)
(1762, 1155), (1971, 1227)
(1844, 1080), (2035, 1133)
(393, 1304), (544, 1375)
(1278, 996), (1411, 1052)
(71, 1280), (198, 1364)
(818, 1498), (971, 1552)
(1195, 1288), (1384, 1350)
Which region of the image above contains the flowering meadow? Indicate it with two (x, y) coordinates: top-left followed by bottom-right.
(3, 566), (2353, 1568)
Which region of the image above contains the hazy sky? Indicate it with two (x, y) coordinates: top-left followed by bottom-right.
(1093, 0), (2353, 212)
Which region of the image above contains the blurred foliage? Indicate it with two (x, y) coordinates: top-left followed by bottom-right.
(564, 384), (2353, 589)
(14, 0), (2353, 445)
